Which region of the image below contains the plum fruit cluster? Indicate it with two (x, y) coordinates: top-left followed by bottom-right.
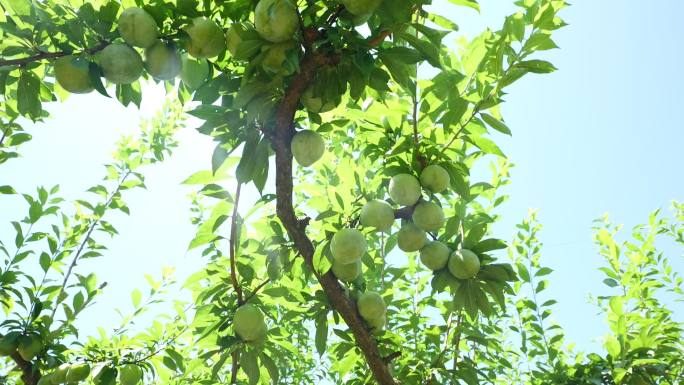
(51, 0), (309, 96)
(328, 164), (484, 332)
(0, 331), (43, 362)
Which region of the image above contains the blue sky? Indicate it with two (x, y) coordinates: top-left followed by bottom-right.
(1, 0), (683, 358)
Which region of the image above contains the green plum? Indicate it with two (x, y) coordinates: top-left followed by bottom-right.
(54, 56), (93, 94)
(448, 249), (481, 279)
(330, 228), (367, 264)
(360, 199), (395, 232)
(397, 223), (427, 252)
(389, 174), (421, 206)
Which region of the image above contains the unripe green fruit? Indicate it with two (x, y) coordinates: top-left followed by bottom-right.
(291, 130), (325, 167)
(180, 54), (209, 90)
(397, 223), (427, 252)
(234, 304), (267, 342)
(185, 17), (226, 59)
(17, 334), (42, 361)
(301, 88), (338, 113)
(389, 174), (421, 206)
(412, 201), (445, 232)
(262, 41), (296, 74)
(341, 0), (383, 16)
(0, 331), (20, 356)
(98, 44), (143, 84)
(54, 56), (93, 94)
(66, 363), (91, 382)
(118, 8), (158, 48)
(420, 241), (450, 270)
(448, 249), (481, 279)
(51, 363), (71, 383)
(360, 199), (394, 232)
(119, 364), (142, 385)
(331, 259), (362, 282)
(255, 0), (299, 43)
(357, 291), (386, 320)
(145, 41), (181, 80)
(420, 164), (450, 194)
(330, 228), (367, 264)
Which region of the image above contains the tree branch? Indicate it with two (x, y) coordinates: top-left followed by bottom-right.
(0, 41), (109, 68)
(270, 48), (396, 385)
(367, 30), (392, 48)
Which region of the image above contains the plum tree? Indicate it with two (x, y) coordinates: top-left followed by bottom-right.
(179, 54), (209, 90)
(357, 291), (386, 321)
(397, 223), (427, 252)
(117, 7), (158, 48)
(17, 334), (42, 361)
(185, 17), (227, 59)
(0, 0), (569, 384)
(420, 241), (450, 270)
(341, 0), (383, 16)
(291, 130), (325, 167)
(331, 259), (362, 282)
(98, 43), (143, 84)
(54, 56), (93, 94)
(254, 0), (299, 43)
(412, 201), (445, 232)
(234, 304), (267, 342)
(360, 199), (395, 232)
(65, 363), (91, 382)
(419, 164), (450, 194)
(119, 364), (143, 385)
(389, 174), (421, 206)
(145, 42), (181, 80)
(448, 249), (481, 280)
(331, 228), (367, 264)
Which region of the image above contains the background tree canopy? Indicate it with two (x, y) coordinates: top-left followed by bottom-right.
(1, 0), (682, 385)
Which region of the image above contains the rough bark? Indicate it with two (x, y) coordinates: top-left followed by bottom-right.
(270, 51), (397, 385)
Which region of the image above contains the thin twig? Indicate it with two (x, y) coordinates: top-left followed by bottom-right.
(242, 279), (270, 304)
(49, 170), (131, 320)
(0, 41), (109, 67)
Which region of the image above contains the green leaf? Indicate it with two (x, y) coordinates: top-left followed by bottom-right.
(260, 353), (279, 385)
(240, 349), (260, 385)
(469, 135), (505, 157)
(523, 32), (559, 52)
(0, 185), (16, 194)
(471, 238), (507, 254)
(211, 144), (229, 174)
(480, 114), (511, 135)
(7, 132), (32, 146)
(315, 312), (328, 356)
(17, 71), (42, 119)
(516, 60), (557, 74)
(448, 0), (479, 12)
(88, 62), (110, 97)
(131, 289), (142, 307)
